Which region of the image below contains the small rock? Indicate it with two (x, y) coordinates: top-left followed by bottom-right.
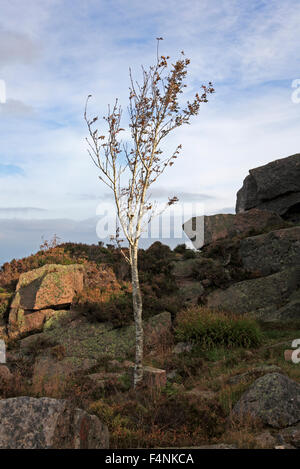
(9, 309), (58, 340)
(278, 423), (300, 448)
(173, 342), (193, 354)
(233, 373), (300, 428)
(167, 370), (178, 380)
(32, 356), (97, 397)
(0, 396), (109, 448)
(143, 366), (167, 388)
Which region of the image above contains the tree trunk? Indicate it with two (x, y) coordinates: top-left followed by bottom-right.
(130, 244), (144, 387)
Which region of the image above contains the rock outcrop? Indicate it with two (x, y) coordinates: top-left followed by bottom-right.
(232, 373), (300, 429)
(8, 264), (84, 339)
(206, 267), (300, 320)
(181, 154), (300, 321)
(0, 396), (109, 449)
(236, 153), (300, 222)
(183, 208), (284, 249)
(238, 226), (300, 276)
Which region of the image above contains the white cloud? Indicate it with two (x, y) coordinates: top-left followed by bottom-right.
(0, 0), (300, 263)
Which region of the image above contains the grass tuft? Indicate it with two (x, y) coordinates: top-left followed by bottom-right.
(175, 306), (262, 350)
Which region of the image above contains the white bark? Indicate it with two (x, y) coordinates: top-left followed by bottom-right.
(130, 244), (143, 387)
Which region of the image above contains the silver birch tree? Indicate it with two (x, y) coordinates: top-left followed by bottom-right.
(84, 39), (214, 387)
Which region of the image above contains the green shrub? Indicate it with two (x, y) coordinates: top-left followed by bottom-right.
(175, 306), (262, 349)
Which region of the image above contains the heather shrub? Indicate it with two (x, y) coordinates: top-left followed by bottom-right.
(76, 290), (133, 327)
(89, 388), (225, 448)
(175, 306), (262, 349)
(75, 287), (181, 328)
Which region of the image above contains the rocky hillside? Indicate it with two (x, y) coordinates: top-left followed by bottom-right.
(183, 153), (300, 322)
(0, 153), (299, 449)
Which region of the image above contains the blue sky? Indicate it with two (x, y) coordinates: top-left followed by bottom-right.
(0, 0), (300, 265)
(0, 163), (24, 176)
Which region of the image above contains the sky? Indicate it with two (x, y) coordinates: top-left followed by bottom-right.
(0, 0), (300, 266)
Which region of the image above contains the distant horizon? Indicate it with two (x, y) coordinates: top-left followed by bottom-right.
(0, 200), (238, 267)
(0, 231), (195, 268)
